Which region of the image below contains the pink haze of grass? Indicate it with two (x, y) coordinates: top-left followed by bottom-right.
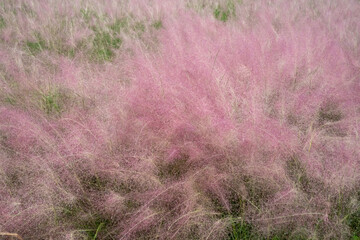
(0, 0), (360, 239)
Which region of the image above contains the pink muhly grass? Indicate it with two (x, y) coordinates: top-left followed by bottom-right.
(0, 0), (359, 239)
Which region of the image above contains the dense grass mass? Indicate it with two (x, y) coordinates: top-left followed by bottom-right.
(0, 0), (360, 239)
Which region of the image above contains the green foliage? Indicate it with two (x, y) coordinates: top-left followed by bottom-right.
(92, 44), (113, 61)
(82, 217), (111, 240)
(56, 198), (112, 239)
(39, 88), (72, 115)
(332, 193), (351, 219)
(66, 48), (76, 58)
(92, 37), (112, 60)
(80, 9), (125, 62)
(214, 9), (224, 22)
(41, 91), (61, 115)
(0, 16), (6, 30)
(47, 38), (77, 58)
(109, 18), (129, 33)
(20, 3), (37, 18)
(214, 6), (229, 22)
(93, 222), (105, 240)
(77, 217), (109, 240)
(133, 21), (146, 33)
(111, 37), (122, 49)
(25, 33), (47, 55)
(328, 190), (360, 239)
(152, 20), (163, 30)
(228, 219), (256, 240)
(277, 230), (308, 240)
(4, 96), (16, 105)
(228, 219), (309, 240)
(80, 8), (97, 22)
(90, 28), (122, 62)
(185, 1), (207, 11)
(347, 208), (360, 238)
(56, 45), (76, 58)
(213, 0), (238, 22)
(227, 1), (236, 16)
(26, 41), (44, 55)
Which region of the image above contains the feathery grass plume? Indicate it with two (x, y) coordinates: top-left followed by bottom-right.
(0, 0), (359, 239)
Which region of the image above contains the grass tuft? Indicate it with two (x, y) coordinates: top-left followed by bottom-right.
(25, 34), (47, 55)
(80, 8), (98, 23)
(40, 91), (61, 115)
(213, 1), (237, 22)
(90, 28), (122, 62)
(109, 18), (129, 33)
(228, 219), (257, 240)
(0, 16), (6, 30)
(348, 208), (360, 238)
(152, 20), (163, 30)
(214, 6), (230, 22)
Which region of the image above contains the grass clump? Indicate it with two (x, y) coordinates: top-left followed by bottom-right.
(38, 88), (72, 116)
(90, 28), (122, 62)
(152, 20), (163, 30)
(56, 199), (113, 239)
(47, 38), (77, 58)
(26, 40), (45, 55)
(109, 17), (129, 33)
(227, 219), (309, 240)
(80, 8), (98, 23)
(40, 91), (61, 115)
(214, 6), (230, 22)
(0, 16), (6, 30)
(25, 33), (47, 55)
(4, 95), (16, 105)
(228, 219), (257, 240)
(80, 217), (110, 240)
(133, 21), (146, 34)
(347, 206), (360, 238)
(326, 189), (360, 239)
(213, 1), (237, 22)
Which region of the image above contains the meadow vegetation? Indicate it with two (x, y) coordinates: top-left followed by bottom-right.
(0, 0), (359, 239)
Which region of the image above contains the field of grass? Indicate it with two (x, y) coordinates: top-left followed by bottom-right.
(0, 0), (360, 239)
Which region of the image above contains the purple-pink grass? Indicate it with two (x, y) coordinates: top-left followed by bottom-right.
(0, 0), (360, 239)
